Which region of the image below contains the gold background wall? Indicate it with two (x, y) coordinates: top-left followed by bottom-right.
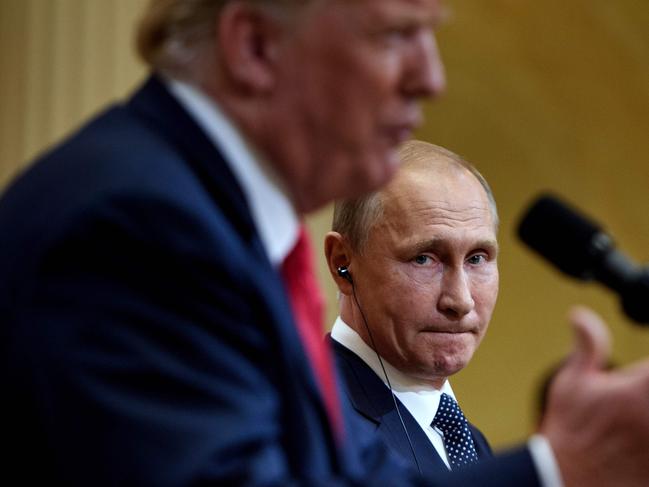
(2, 0), (649, 450)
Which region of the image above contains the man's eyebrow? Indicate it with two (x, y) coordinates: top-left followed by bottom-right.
(410, 238), (444, 253)
(474, 239), (500, 255)
(409, 237), (499, 254)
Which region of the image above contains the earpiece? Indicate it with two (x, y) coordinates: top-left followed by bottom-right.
(337, 266), (353, 284)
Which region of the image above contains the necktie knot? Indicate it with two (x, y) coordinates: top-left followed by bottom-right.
(431, 392), (478, 469)
(281, 226), (325, 333)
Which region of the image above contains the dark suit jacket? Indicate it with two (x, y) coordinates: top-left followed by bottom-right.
(332, 337), (492, 477)
(0, 75), (540, 486)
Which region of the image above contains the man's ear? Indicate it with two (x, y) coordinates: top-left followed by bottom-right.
(324, 231), (354, 296)
(216, 2), (284, 93)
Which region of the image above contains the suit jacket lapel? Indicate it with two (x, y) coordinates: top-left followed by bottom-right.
(331, 338), (448, 475)
(126, 75), (334, 446)
(127, 75), (259, 247)
(469, 422), (493, 458)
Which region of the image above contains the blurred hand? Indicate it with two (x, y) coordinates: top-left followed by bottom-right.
(540, 306), (649, 487)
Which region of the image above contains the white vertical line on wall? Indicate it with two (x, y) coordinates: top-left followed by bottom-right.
(115, 0), (147, 96)
(0, 0), (29, 183)
(23, 0), (55, 167)
(49, 0), (85, 144)
(81, 0), (117, 117)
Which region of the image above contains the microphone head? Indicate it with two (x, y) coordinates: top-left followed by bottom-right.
(517, 194), (613, 280)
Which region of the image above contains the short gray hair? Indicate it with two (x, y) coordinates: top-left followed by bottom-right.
(332, 140), (499, 252)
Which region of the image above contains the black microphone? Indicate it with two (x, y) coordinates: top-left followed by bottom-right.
(517, 193), (649, 325)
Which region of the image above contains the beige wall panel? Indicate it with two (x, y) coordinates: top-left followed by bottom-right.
(0, 0), (30, 184)
(55, 1), (90, 141)
(114, 0), (149, 94)
(79, 0), (117, 112)
(0, 0), (147, 187)
(23, 0), (56, 165)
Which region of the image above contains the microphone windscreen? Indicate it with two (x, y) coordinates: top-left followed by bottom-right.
(517, 194), (612, 280)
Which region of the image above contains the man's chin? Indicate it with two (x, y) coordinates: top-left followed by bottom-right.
(420, 351), (473, 379)
(422, 361), (468, 383)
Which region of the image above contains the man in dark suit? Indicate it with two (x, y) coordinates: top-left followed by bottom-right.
(325, 141), (497, 475)
(2, 1), (649, 486)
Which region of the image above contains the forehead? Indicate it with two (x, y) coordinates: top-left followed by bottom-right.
(353, 0), (443, 18)
(317, 0), (444, 24)
(377, 164), (497, 242)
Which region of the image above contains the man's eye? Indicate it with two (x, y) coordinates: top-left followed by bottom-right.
(413, 255), (430, 265)
(467, 254), (486, 265)
(379, 25), (418, 46)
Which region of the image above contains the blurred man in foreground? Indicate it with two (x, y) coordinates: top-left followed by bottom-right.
(326, 141), (498, 475)
(1, 1), (649, 486)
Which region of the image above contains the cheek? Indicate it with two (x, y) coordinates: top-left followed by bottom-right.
(331, 63), (399, 134)
(472, 270), (499, 309)
(368, 283), (418, 331)
(298, 79), (377, 158)
(362, 261), (435, 325)
(387, 276), (437, 314)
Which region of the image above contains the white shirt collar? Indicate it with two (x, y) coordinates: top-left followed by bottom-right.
(165, 78), (299, 266)
(331, 315), (457, 467)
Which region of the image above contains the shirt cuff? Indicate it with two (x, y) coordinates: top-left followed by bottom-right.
(528, 434), (564, 487)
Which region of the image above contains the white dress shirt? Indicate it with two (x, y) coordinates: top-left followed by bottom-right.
(165, 78), (298, 266)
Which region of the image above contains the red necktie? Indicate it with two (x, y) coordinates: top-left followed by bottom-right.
(281, 225), (344, 441)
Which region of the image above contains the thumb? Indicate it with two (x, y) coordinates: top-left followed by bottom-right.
(565, 305), (611, 372)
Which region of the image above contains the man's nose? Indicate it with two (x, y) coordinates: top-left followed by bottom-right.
(403, 30), (447, 99)
(437, 268), (474, 320)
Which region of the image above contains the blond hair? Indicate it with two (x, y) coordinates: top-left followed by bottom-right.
(136, 0), (306, 78)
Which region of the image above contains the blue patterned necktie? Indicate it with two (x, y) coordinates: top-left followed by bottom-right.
(431, 392), (479, 469)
